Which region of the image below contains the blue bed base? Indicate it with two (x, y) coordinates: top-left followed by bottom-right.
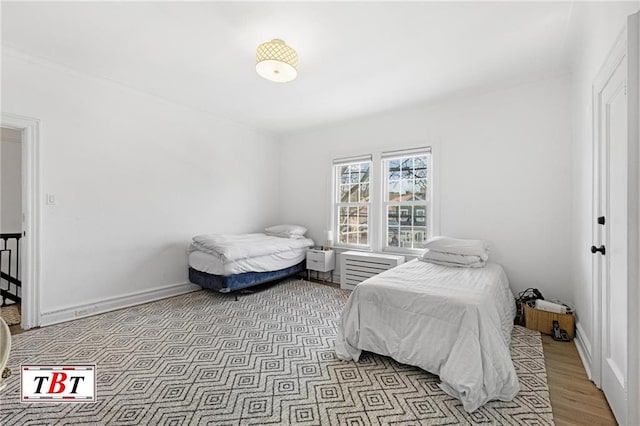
(188, 261), (305, 293)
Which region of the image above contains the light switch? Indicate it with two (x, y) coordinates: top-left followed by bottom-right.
(46, 194), (56, 205)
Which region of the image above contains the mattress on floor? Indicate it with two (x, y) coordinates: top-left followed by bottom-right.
(188, 247), (307, 276)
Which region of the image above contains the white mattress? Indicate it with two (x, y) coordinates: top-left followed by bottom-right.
(189, 248), (307, 276)
(335, 259), (519, 413)
(189, 233), (314, 262)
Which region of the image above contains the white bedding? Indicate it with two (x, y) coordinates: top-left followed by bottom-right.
(335, 259), (519, 413)
(189, 233), (314, 262)
(189, 248), (307, 276)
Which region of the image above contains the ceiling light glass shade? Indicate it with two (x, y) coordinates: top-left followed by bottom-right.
(256, 39), (298, 83)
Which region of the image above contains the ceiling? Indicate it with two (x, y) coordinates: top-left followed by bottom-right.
(1, 2), (576, 135)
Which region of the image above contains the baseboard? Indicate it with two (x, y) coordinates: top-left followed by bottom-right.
(40, 282), (201, 326)
(574, 321), (593, 380)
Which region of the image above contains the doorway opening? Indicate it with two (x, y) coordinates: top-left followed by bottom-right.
(0, 127), (23, 329)
(0, 113), (41, 331)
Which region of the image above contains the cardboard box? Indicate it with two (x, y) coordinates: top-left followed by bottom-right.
(523, 303), (575, 339)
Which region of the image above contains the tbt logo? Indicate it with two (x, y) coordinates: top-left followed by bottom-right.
(21, 365), (96, 402)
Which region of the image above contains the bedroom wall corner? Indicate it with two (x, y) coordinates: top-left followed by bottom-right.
(1, 48), (281, 316)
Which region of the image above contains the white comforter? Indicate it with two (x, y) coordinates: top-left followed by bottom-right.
(335, 259), (519, 413)
(189, 233), (314, 262)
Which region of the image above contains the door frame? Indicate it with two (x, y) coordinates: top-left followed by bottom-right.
(591, 22), (626, 392)
(626, 12), (640, 426)
(1, 113), (41, 330)
(591, 12), (640, 426)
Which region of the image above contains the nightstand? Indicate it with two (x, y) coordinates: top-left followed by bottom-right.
(306, 249), (335, 282)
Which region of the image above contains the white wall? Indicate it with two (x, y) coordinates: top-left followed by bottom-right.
(1, 128), (22, 232)
(569, 1), (640, 364)
(1, 50), (281, 318)
(279, 75), (573, 301)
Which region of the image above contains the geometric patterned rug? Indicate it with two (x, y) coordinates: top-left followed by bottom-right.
(0, 279), (554, 425)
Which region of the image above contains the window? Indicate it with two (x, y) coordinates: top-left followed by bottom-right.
(383, 152), (431, 250)
(334, 158), (372, 247)
(332, 148), (433, 253)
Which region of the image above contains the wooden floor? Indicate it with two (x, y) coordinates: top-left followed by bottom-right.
(6, 292), (617, 425)
(542, 335), (616, 425)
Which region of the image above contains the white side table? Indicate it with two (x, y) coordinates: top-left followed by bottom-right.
(306, 249), (335, 282)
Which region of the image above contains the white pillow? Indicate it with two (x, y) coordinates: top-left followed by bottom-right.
(264, 224), (307, 237)
(423, 236), (488, 257)
(421, 249), (487, 264)
(265, 231), (305, 239)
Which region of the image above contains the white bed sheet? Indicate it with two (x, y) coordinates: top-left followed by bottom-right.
(189, 248), (307, 276)
(335, 259), (519, 413)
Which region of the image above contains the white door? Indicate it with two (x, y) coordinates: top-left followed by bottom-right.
(593, 24), (634, 425)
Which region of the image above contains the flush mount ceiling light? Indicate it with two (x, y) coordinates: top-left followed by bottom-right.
(255, 39), (298, 83)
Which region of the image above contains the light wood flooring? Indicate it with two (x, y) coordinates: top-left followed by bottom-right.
(7, 288), (617, 425)
(542, 335), (616, 425)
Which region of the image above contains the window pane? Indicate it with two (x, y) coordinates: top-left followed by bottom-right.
(388, 159), (401, 180)
(401, 180), (413, 201)
(388, 181), (401, 202)
(413, 227), (428, 248)
(414, 179), (427, 200)
(351, 184), (360, 203)
(414, 156), (427, 178)
(340, 184), (350, 203)
(359, 226), (368, 246)
(401, 157), (414, 178)
(399, 206), (412, 226)
(349, 206), (358, 225)
(387, 206), (399, 247)
(339, 225), (348, 244)
(340, 166), (350, 184)
(349, 164), (360, 183)
(358, 206), (368, 224)
(345, 206), (368, 246)
(342, 184), (358, 203)
(387, 228), (399, 247)
(399, 226), (413, 248)
(339, 207), (349, 224)
(360, 162), (370, 183)
(387, 206), (399, 226)
(348, 232), (358, 245)
(359, 183), (369, 202)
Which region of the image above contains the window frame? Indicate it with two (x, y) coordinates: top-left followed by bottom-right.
(332, 158), (373, 250)
(331, 145), (437, 255)
(381, 150), (433, 255)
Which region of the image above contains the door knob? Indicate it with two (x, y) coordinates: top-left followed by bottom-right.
(591, 245), (606, 255)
